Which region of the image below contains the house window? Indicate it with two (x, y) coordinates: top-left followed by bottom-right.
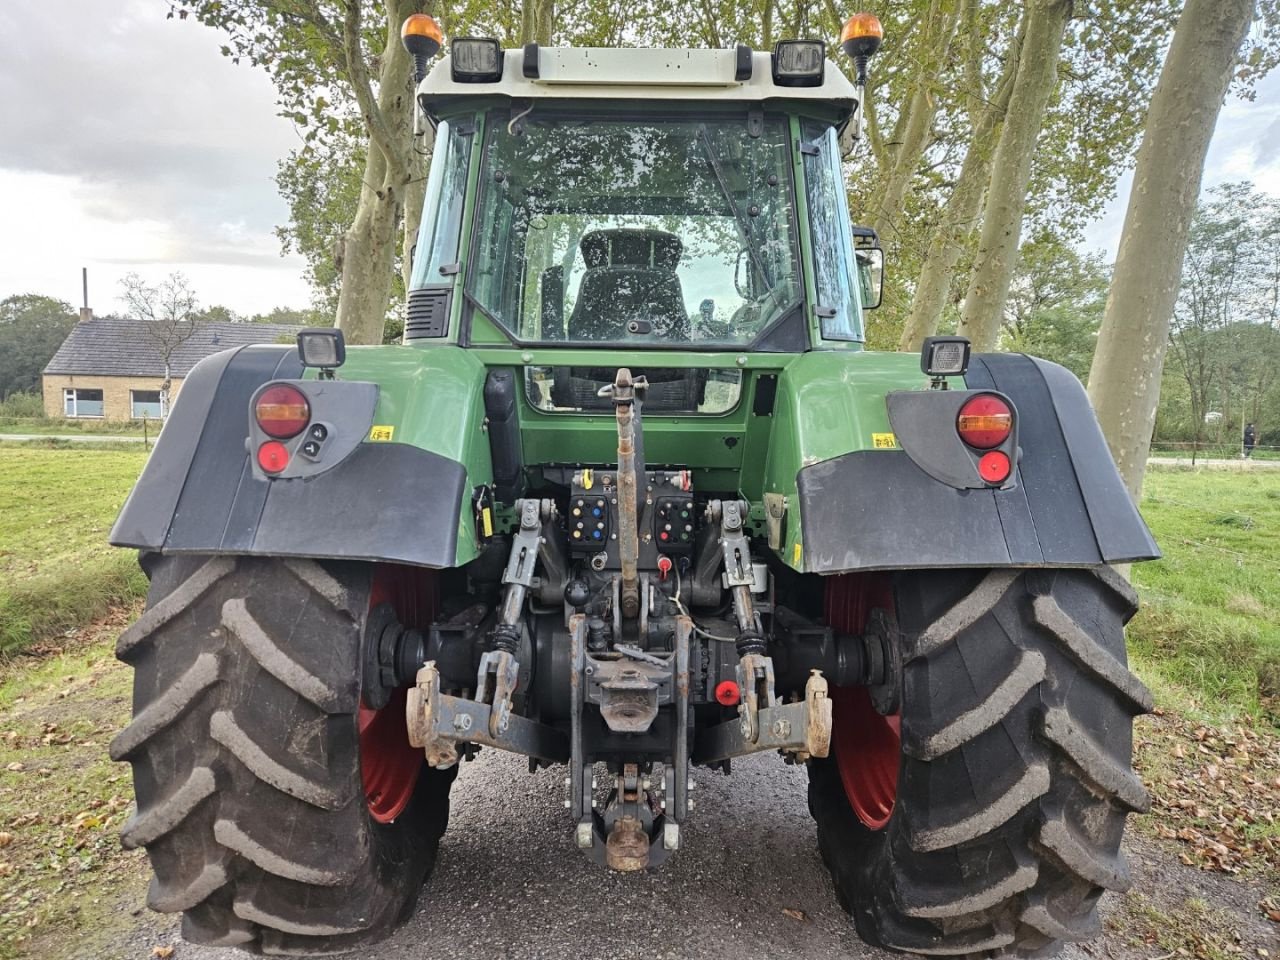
(63, 388), (104, 418)
(130, 390), (164, 419)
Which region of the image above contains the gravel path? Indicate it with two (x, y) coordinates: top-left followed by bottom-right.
(84, 744), (1279, 960)
(134, 748), (1263, 960)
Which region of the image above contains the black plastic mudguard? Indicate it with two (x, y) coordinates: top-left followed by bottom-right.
(109, 345), (466, 568)
(795, 353), (1160, 573)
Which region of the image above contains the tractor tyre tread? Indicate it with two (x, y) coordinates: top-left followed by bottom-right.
(113, 554), (453, 955)
(809, 567), (1149, 958)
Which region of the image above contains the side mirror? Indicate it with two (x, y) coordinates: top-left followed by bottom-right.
(856, 247), (884, 309)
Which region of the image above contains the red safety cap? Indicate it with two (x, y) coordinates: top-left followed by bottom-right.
(978, 450), (1011, 484)
(715, 680), (740, 706)
(257, 440), (290, 474)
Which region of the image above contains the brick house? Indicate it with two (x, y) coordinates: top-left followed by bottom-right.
(42, 316), (304, 421)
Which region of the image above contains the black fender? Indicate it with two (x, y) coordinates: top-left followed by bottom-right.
(109, 345), (467, 568)
(795, 353), (1160, 573)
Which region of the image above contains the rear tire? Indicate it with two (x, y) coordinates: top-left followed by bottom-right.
(809, 567), (1152, 956)
(111, 555), (455, 956)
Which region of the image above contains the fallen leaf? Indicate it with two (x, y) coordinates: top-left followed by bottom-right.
(0, 832), (11, 847)
(5, 763), (24, 773)
(151, 947), (175, 959)
(782, 908), (806, 922)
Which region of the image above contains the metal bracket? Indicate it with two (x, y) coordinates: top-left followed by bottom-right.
(763, 493), (787, 551)
(694, 669), (831, 764)
(569, 615), (691, 869)
(406, 660), (569, 769)
(475, 648), (520, 738)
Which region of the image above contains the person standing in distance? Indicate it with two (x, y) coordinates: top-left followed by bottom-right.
(1242, 422), (1257, 459)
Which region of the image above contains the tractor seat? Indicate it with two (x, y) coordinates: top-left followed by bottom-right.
(567, 229), (690, 342)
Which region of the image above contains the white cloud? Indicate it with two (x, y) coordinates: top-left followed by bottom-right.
(1083, 70), (1280, 259)
(0, 0), (312, 316)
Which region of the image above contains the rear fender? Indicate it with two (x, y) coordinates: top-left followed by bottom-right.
(110, 344), (476, 569)
(794, 354), (1159, 573)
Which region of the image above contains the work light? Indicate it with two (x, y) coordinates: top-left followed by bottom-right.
(920, 336), (970, 378)
(297, 328), (346, 375)
(451, 38), (504, 83)
(772, 40), (825, 86)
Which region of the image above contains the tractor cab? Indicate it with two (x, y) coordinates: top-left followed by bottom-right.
(406, 39), (881, 360)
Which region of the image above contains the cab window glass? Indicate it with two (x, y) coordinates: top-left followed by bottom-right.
(410, 118), (474, 288)
(801, 121), (863, 341)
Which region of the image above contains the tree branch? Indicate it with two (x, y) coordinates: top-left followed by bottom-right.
(341, 0), (406, 181)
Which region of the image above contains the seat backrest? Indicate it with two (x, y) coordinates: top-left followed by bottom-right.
(567, 229), (688, 341)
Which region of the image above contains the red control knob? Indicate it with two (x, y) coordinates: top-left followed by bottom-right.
(715, 680), (740, 706)
(656, 556), (673, 581)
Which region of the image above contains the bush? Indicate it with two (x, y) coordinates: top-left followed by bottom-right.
(0, 391), (46, 420)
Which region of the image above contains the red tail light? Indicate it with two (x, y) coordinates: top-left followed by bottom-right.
(957, 394), (1012, 449)
(255, 384), (310, 439)
(257, 440), (290, 474)
(978, 450), (1011, 484)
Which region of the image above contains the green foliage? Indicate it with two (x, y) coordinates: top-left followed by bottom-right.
(248, 304), (330, 325)
(1000, 232), (1110, 379)
(0, 295), (77, 401)
(1159, 183), (1280, 447)
(192, 303), (241, 324)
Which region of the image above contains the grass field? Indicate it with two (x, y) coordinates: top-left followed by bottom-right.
(0, 448), (149, 655)
(1129, 468), (1280, 718)
(0, 448), (1277, 958)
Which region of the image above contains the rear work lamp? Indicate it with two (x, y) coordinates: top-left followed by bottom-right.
(921, 336), (971, 381)
(297, 328), (346, 378)
(451, 38), (504, 83)
(772, 40), (825, 86)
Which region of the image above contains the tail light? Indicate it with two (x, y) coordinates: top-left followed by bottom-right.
(957, 394), (1012, 449)
(255, 384), (311, 439)
(257, 440), (290, 474)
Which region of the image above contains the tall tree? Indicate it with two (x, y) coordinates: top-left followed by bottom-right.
(0, 295), (77, 400)
(173, 1), (433, 345)
(1164, 184), (1280, 456)
(1087, 0), (1266, 498)
(955, 0), (1073, 351)
(1001, 234), (1110, 379)
(897, 9), (1024, 351)
(119, 273), (203, 414)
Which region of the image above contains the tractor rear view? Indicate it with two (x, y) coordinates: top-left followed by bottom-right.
(109, 13), (1160, 958)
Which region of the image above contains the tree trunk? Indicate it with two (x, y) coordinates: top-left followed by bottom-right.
(1087, 0), (1254, 500)
(868, 0), (962, 249)
(898, 11), (1024, 352)
(519, 0), (554, 45)
(402, 148), (428, 304)
(956, 0), (1071, 352)
(335, 0), (426, 345)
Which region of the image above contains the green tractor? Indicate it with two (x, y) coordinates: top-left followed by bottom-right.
(109, 13), (1159, 957)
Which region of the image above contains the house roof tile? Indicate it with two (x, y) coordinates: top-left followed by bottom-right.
(43, 317), (306, 379)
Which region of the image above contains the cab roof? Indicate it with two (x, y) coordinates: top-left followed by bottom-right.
(417, 47), (860, 121)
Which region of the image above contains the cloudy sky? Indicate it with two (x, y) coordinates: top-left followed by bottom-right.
(0, 2), (1277, 318)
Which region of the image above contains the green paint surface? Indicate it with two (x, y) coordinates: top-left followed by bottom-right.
(341, 342), (929, 569)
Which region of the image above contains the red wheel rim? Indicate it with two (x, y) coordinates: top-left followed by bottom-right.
(825, 574), (900, 831)
(832, 687), (900, 829)
(360, 565), (437, 823)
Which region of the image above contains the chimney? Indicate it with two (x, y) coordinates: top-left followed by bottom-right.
(79, 267), (93, 322)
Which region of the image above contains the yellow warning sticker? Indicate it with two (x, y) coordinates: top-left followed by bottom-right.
(368, 425), (395, 442)
(792, 542), (803, 568)
(481, 507), (494, 538)
(871, 432), (899, 449)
